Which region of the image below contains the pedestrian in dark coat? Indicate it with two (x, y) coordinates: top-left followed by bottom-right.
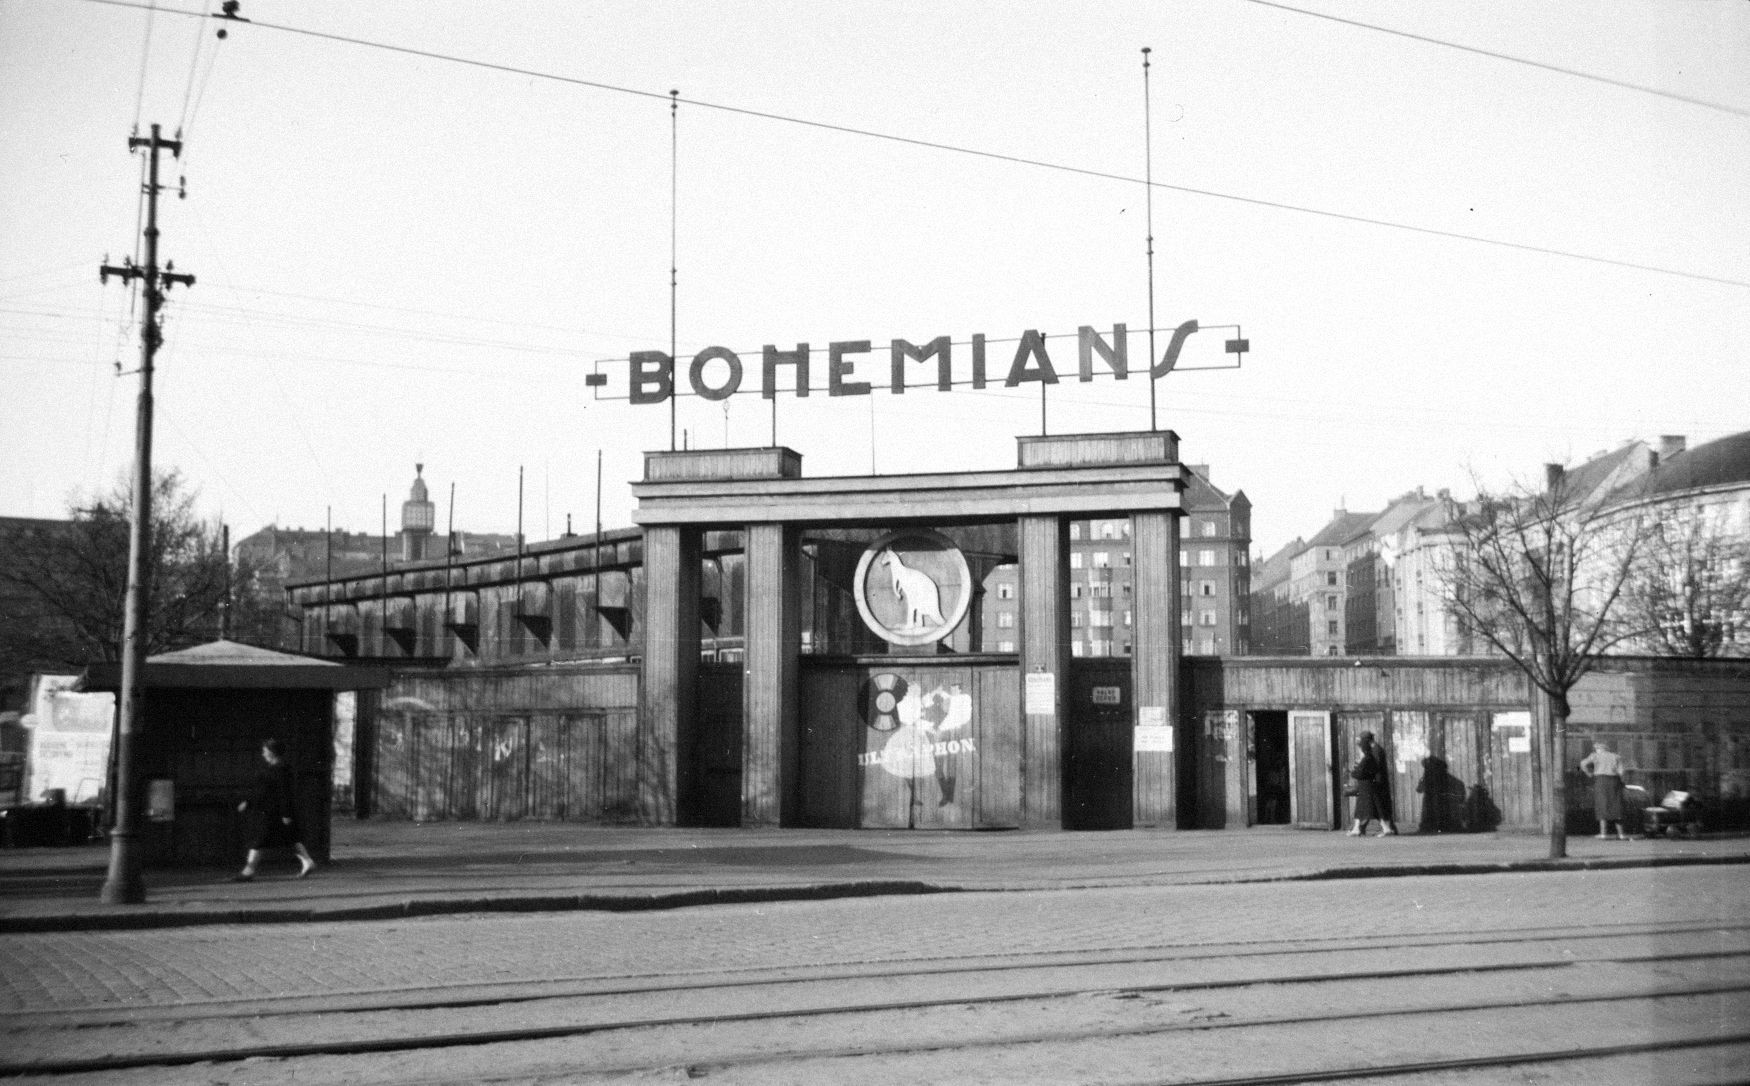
(235, 738), (315, 880)
(1347, 731), (1398, 837)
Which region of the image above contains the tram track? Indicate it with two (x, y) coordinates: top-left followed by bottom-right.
(5, 916), (1744, 1023)
(4, 921), (1747, 1081)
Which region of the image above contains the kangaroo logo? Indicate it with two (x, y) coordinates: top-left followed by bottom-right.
(879, 550), (945, 632)
(853, 529), (973, 647)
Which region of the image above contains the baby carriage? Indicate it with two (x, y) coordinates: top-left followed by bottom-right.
(1640, 790), (1702, 839)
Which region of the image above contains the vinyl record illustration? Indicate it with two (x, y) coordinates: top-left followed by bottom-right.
(858, 673), (908, 732)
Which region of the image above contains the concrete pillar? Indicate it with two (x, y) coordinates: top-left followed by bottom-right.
(1018, 514), (1070, 827)
(639, 524), (700, 825)
(1131, 510), (1182, 827)
(743, 522), (800, 827)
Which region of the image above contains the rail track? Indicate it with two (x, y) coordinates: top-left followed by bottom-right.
(4, 918), (1748, 1084)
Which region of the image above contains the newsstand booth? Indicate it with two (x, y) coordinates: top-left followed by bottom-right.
(83, 640), (387, 867)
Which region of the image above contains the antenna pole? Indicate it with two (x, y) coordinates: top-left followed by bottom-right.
(1142, 46), (1159, 432)
(669, 89), (679, 452)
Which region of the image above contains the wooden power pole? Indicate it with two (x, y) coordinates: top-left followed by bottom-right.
(98, 124), (194, 905)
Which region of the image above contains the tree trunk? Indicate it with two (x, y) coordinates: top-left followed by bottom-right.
(1545, 690), (1569, 859)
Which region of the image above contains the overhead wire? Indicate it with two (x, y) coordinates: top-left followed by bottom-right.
(1241, 0), (1750, 120)
(129, 0), (158, 133)
(174, 2), (208, 137)
(76, 0), (1750, 291)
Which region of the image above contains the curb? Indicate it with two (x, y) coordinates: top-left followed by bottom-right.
(3, 853), (1745, 934)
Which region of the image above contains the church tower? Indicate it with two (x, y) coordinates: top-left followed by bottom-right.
(400, 463), (437, 561)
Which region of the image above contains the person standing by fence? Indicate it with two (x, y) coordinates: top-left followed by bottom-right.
(1580, 739), (1630, 840)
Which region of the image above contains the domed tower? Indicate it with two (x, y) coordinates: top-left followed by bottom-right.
(400, 463), (437, 561)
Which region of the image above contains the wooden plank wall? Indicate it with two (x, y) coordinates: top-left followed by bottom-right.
(372, 665), (640, 823)
(798, 659), (1019, 830)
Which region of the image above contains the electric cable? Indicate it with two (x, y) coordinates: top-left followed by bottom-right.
(1241, 0), (1750, 120)
(76, 0), (1749, 291)
(129, 0), (158, 133)
(174, 4), (207, 137)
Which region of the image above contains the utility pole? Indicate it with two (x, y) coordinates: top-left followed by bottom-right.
(98, 124), (194, 905)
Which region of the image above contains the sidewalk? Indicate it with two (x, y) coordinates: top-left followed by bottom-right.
(3, 820), (1746, 933)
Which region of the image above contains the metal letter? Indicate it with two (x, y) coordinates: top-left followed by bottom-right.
(829, 340), (872, 397)
(1150, 320), (1200, 379)
(688, 346), (743, 401)
(1078, 323), (1128, 382)
(762, 343), (811, 399)
(1004, 329), (1058, 387)
(629, 350), (674, 405)
(889, 336), (953, 393)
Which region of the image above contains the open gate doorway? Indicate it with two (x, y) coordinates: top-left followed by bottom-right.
(1251, 710), (1291, 825)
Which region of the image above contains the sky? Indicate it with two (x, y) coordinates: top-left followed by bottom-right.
(2, 0), (1746, 558)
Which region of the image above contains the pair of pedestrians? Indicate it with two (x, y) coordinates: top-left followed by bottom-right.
(1347, 731), (1398, 837)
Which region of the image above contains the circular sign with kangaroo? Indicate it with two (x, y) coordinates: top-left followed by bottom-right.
(853, 529), (973, 648)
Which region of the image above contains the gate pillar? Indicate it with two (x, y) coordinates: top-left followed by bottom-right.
(1018, 514), (1070, 827)
(1131, 510), (1183, 826)
(743, 522), (800, 826)
(640, 524), (701, 825)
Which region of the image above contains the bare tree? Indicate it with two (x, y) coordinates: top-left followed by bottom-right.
(1438, 466), (1644, 858)
(0, 470), (248, 670)
(1619, 509), (1750, 658)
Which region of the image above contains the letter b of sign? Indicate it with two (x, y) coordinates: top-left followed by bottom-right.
(630, 351), (674, 405)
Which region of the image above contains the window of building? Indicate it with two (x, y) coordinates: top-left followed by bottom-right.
(995, 583), (1014, 600)
(1071, 552), (1083, 569)
(1199, 549), (1218, 566)
(997, 640), (1016, 652)
(1200, 580), (1215, 596)
(1089, 583), (1112, 598)
(1199, 610), (1218, 626)
(1179, 550), (1189, 567)
(1327, 620), (1339, 635)
(1122, 551), (1132, 566)
(1100, 521), (1117, 540)
(1070, 522), (1082, 540)
(1091, 611), (1113, 627)
(1123, 610), (1133, 626)
(1326, 595), (1339, 611)
(1122, 584), (1132, 597)
(1201, 521), (1217, 538)
(1070, 612), (1083, 628)
(1326, 571), (1338, 586)
(996, 611), (1015, 628)
(1091, 550), (1110, 568)
(1197, 637), (1216, 655)
(1070, 583), (1083, 599)
(1122, 642), (1133, 655)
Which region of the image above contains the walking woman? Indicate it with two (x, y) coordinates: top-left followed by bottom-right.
(1347, 731), (1398, 837)
(1580, 738), (1630, 840)
(235, 738), (316, 880)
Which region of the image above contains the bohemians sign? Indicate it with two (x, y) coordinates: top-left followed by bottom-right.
(588, 320), (1238, 403)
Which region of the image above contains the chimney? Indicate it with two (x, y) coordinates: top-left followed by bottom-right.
(1545, 463), (1564, 492)
(1658, 435), (1687, 463)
